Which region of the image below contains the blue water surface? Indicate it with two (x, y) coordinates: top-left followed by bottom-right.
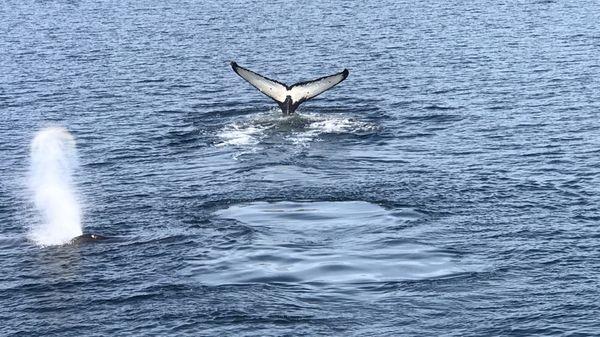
(1, 0), (600, 336)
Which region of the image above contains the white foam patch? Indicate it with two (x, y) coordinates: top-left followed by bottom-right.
(309, 116), (375, 133)
(287, 112), (378, 145)
(215, 122), (266, 147)
(28, 127), (83, 246)
(216, 111), (378, 148)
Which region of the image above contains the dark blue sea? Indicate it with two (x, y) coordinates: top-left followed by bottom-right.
(2, 1), (600, 336)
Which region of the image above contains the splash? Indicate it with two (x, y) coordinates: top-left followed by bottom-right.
(216, 111), (379, 147)
(28, 127), (83, 246)
(216, 122), (269, 147)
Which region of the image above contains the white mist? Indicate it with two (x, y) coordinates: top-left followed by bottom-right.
(28, 127), (83, 246)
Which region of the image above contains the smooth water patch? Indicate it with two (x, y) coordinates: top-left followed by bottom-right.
(190, 201), (461, 285)
(216, 111), (378, 148)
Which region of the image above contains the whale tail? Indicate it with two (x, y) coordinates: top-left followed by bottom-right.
(231, 62), (349, 114)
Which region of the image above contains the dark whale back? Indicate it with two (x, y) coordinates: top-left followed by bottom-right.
(70, 234), (107, 244)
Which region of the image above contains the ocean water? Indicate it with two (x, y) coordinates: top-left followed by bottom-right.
(1, 0), (600, 336)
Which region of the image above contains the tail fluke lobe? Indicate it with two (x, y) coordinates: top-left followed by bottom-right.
(230, 62), (288, 103)
(288, 69), (349, 106)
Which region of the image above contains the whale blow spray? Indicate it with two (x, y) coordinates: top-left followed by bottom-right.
(28, 127), (83, 245)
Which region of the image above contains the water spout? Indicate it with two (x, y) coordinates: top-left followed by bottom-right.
(28, 127), (83, 246)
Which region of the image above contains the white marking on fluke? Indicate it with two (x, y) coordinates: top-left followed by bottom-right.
(231, 61), (349, 115)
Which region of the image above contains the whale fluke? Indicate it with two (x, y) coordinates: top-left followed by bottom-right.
(70, 234), (107, 244)
(231, 62), (349, 115)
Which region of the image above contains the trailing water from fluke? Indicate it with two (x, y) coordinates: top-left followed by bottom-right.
(28, 127), (83, 246)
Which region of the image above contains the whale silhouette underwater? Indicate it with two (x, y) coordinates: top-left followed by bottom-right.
(231, 62), (349, 115)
